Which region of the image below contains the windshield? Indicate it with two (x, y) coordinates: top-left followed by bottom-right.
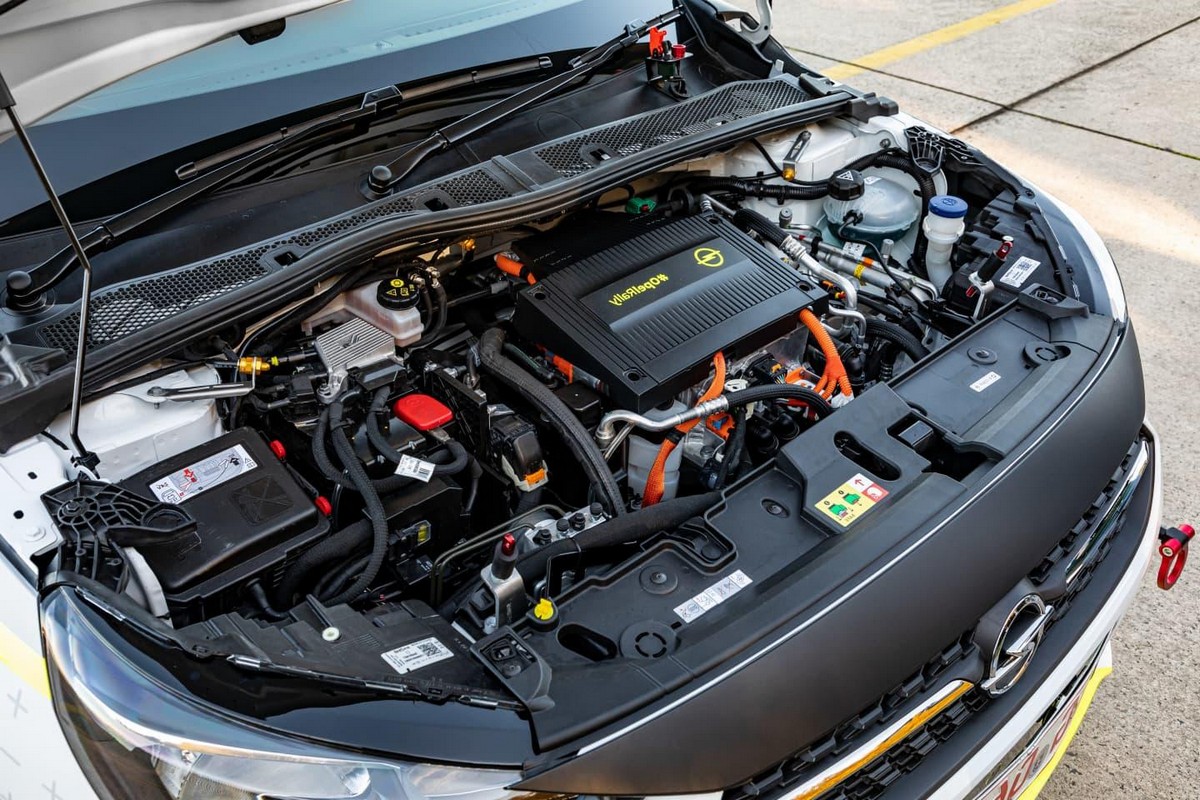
(46, 0), (583, 123)
(0, 0), (671, 225)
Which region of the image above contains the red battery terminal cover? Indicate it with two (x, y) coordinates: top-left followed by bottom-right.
(392, 394), (454, 431)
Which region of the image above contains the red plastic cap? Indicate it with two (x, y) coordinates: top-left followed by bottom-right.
(269, 439), (287, 460)
(392, 393), (453, 431)
(648, 26), (667, 56)
(500, 533), (517, 556)
(672, 43), (687, 59)
(314, 496), (333, 516)
(1182, 524), (1196, 537)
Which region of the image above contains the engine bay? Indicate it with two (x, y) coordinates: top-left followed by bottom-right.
(1, 104), (1106, 731)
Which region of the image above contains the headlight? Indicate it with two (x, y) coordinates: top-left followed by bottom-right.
(42, 589), (528, 800)
(1031, 186), (1127, 324)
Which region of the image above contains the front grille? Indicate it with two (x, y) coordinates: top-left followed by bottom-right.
(724, 438), (1147, 800)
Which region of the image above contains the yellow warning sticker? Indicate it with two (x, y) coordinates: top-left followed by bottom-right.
(816, 472), (889, 527)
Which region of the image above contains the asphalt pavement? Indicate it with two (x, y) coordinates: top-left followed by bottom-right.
(734, 1), (1200, 796)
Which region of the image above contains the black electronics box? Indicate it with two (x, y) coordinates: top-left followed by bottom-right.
(121, 429), (329, 613)
(513, 213), (824, 411)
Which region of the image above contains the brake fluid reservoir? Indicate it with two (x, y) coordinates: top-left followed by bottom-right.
(302, 277), (424, 346)
(823, 175), (920, 246)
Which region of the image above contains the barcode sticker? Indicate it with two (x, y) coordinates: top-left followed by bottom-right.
(842, 241), (867, 260)
(998, 256), (1040, 289)
(381, 637), (454, 675)
(396, 455), (435, 482)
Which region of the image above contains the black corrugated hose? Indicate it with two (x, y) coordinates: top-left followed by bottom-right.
(724, 383), (835, 417)
(865, 318), (928, 362)
(274, 518), (372, 606)
(516, 491), (720, 589)
(323, 398), (391, 605)
(478, 327), (624, 516)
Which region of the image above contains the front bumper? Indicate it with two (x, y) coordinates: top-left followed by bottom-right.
(666, 421), (1161, 800)
(924, 420), (1162, 800)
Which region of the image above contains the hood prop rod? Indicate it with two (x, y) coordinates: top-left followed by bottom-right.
(0, 71), (99, 471)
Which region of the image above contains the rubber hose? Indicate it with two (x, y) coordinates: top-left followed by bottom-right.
(865, 318), (929, 362)
(734, 207), (791, 249)
(248, 581), (289, 621)
(695, 177), (829, 200)
(275, 518), (372, 606)
(324, 401), (390, 605)
(724, 384), (836, 417)
(516, 491), (719, 589)
(423, 280), (448, 342)
(464, 457), (483, 514)
(478, 328), (624, 516)
(713, 407), (748, 489)
(513, 486), (545, 516)
(318, 553), (373, 602)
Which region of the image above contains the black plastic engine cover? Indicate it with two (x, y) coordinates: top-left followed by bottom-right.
(514, 214), (824, 411)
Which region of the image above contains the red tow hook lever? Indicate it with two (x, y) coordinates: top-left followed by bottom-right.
(1157, 524), (1194, 590)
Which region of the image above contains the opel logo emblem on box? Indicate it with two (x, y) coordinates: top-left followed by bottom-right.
(982, 593), (1054, 697)
(694, 247), (724, 268)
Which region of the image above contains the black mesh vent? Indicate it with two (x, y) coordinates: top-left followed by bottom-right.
(534, 80), (809, 177)
(38, 246), (276, 350)
(33, 80), (811, 353)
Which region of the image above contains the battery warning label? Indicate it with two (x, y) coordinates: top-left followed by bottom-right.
(816, 473), (889, 527)
(148, 443), (258, 504)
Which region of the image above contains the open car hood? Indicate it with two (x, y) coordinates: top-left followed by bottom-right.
(0, 0), (340, 141)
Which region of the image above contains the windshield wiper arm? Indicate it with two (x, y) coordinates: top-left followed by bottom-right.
(5, 57), (553, 311)
(177, 56), (551, 180)
(369, 7), (684, 192)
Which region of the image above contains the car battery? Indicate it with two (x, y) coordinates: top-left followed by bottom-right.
(120, 428), (330, 618)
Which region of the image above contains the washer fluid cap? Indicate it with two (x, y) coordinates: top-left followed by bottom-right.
(928, 195), (969, 219)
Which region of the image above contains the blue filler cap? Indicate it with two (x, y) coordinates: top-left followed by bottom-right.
(928, 195), (968, 219)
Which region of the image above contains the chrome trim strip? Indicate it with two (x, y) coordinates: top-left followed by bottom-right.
(578, 331), (1126, 756)
(780, 680), (974, 800)
(1066, 441), (1149, 584)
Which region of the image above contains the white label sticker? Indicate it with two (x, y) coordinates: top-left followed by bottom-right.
(148, 443), (258, 504)
(998, 256), (1040, 288)
(396, 455), (435, 482)
(381, 637), (454, 675)
(674, 570), (753, 624)
(970, 371), (1002, 392)
(841, 241), (867, 261)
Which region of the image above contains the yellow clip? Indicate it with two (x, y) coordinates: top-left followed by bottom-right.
(533, 598), (556, 621)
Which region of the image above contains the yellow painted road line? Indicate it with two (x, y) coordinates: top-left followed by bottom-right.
(1017, 664), (1113, 799)
(0, 620), (50, 699)
(824, 0), (1060, 81)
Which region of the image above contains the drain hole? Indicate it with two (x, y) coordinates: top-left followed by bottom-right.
(557, 624), (617, 662)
